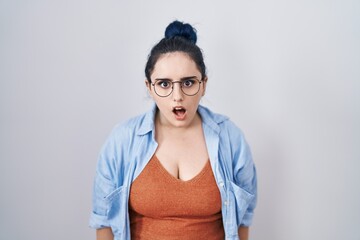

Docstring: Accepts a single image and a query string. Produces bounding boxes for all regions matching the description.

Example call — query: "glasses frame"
[150,78,203,97]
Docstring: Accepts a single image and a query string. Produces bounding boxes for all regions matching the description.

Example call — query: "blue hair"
[165,20,197,44]
[145,20,206,82]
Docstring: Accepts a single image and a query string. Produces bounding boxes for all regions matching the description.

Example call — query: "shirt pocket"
[92,175,116,217]
[104,185,128,237]
[104,185,126,217]
[229,181,255,225]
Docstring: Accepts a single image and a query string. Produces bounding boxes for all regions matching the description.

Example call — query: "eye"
[156,80,172,89]
[182,79,195,88]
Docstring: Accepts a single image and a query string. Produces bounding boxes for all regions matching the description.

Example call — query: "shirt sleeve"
[89,172,116,228]
[236,155,257,226]
[89,129,119,229]
[229,122,258,226]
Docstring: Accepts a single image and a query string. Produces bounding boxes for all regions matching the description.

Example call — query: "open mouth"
[172,106,186,119]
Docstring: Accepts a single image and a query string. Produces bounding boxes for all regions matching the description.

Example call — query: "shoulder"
[199,105,244,136]
[112,113,146,134]
[98,109,154,158]
[199,106,250,159]
[198,105,229,124]
[109,107,155,140]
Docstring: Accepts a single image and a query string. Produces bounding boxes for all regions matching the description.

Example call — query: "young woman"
[90,20,257,240]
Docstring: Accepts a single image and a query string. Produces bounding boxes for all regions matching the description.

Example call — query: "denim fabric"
[89,104,257,240]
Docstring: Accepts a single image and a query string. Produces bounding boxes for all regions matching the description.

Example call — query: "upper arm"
[90,126,123,229]
[227,122,258,226]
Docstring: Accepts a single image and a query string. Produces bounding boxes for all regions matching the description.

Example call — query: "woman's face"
[147,51,207,128]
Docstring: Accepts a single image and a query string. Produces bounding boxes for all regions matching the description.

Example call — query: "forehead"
[151,52,201,79]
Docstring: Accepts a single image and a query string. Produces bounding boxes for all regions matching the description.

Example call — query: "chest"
[154,128,209,181]
[129,156,222,218]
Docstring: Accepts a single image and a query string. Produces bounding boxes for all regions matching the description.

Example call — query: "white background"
[1,0,359,239]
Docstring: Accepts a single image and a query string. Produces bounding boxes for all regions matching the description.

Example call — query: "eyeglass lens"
[153,79,201,97]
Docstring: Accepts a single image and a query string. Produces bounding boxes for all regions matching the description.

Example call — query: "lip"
[172,106,187,121]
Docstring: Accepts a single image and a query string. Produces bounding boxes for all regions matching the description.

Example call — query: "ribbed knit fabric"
[129,155,224,240]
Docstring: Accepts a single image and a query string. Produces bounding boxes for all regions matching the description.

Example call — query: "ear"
[201,77,208,96]
[145,80,151,90]
[145,80,154,98]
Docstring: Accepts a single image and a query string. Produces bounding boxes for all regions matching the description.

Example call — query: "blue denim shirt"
[89,104,257,240]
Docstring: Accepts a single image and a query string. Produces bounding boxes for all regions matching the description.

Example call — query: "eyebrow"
[154,76,199,81]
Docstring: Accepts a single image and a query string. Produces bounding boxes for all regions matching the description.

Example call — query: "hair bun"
[165,20,197,44]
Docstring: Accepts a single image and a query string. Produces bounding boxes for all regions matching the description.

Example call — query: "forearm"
[96,227,114,240]
[238,226,249,240]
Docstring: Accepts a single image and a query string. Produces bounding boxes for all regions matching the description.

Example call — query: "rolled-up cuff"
[240,211,254,227]
[89,212,110,229]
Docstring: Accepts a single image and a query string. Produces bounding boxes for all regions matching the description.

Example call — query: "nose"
[172,82,184,102]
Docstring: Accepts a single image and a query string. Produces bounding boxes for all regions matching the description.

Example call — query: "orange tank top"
[129,155,225,239]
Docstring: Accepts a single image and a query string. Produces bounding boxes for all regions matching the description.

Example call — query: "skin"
[239,226,249,240]
[96,51,249,240]
[146,51,209,181]
[148,51,206,129]
[96,228,113,240]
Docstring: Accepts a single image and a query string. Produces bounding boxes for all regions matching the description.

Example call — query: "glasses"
[151,78,203,97]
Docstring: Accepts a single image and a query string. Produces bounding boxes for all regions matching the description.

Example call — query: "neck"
[155,111,202,134]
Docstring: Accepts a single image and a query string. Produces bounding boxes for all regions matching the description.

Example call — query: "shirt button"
[219,182,224,187]
[224,201,229,206]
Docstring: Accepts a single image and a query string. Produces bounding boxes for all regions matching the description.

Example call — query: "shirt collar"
[198,105,228,135]
[137,103,157,136]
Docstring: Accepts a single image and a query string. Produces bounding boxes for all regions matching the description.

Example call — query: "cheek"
[148,88,158,100]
